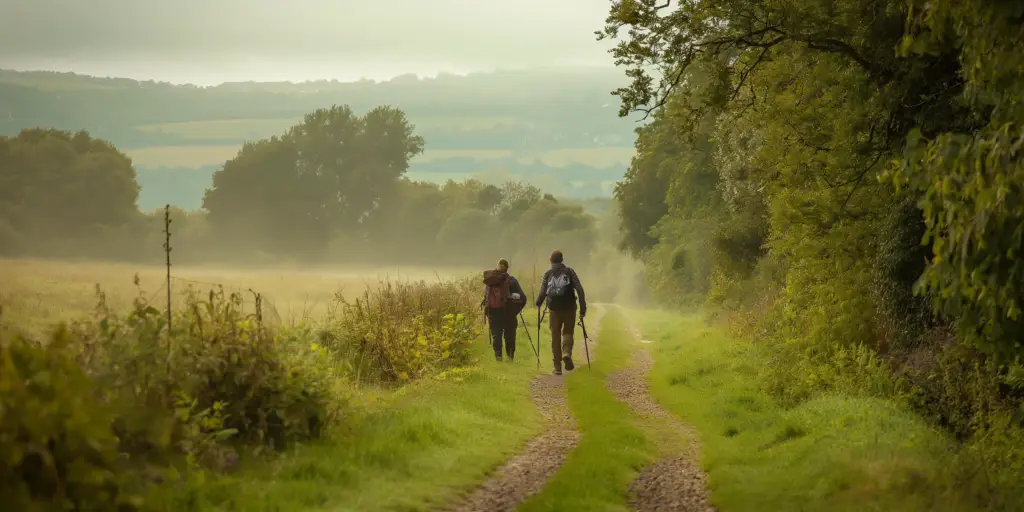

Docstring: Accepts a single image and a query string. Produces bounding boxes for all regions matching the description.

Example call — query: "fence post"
[248,288,263,329]
[163,205,173,333]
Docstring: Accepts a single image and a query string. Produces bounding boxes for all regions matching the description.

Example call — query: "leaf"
[214,428,239,441]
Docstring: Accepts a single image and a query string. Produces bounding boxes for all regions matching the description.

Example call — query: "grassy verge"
[519,308,657,512]
[178,318,547,511]
[635,310,974,512]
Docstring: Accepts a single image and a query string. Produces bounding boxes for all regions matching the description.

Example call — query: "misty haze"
[2,1,1024,511]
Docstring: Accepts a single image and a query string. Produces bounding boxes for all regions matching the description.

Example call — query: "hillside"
[0,67,641,208]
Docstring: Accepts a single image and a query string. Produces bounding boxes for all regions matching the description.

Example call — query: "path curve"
[445,304,604,511]
[609,318,715,512]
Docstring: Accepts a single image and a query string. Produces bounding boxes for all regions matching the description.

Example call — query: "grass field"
[0,258,471,336]
[633,309,975,512]
[126,145,635,169]
[135,118,302,141]
[126,145,241,167]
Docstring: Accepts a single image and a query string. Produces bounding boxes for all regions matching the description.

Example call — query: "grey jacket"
[535,263,586,313]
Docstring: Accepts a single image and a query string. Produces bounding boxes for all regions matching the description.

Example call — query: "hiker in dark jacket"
[482,258,527,361]
[535,250,586,375]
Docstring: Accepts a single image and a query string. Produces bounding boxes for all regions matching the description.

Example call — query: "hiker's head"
[497,258,509,272]
[550,250,564,264]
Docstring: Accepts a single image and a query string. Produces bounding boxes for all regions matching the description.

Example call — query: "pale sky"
[0,0,618,85]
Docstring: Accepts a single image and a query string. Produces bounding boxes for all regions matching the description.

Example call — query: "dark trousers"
[548,307,576,371]
[488,309,518,358]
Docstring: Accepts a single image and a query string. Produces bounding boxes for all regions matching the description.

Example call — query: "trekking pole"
[578,317,592,370]
[519,312,539,366]
[536,306,545,369]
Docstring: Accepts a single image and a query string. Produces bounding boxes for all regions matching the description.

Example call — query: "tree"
[0,129,139,254]
[202,105,424,257]
[598,0,1024,359]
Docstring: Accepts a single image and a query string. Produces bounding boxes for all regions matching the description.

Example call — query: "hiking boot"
[507,354,514,362]
[563,356,575,371]
[552,369,562,376]
[495,355,503,362]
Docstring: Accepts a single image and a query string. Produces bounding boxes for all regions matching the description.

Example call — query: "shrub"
[0,327,143,511]
[73,285,341,456]
[320,278,481,383]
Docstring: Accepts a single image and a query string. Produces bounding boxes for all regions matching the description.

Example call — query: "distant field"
[0,258,471,336]
[529,147,634,167]
[133,116,519,141]
[126,145,241,167]
[126,145,635,169]
[135,118,301,140]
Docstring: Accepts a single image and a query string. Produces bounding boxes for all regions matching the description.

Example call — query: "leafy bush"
[74,284,341,456]
[319,278,481,383]
[0,327,143,511]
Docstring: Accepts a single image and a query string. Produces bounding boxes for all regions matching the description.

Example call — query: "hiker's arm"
[510,278,527,304]
[535,271,549,307]
[571,269,587,315]
[481,285,489,308]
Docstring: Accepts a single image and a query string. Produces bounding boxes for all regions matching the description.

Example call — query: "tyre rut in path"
[608,325,715,512]
[445,305,603,512]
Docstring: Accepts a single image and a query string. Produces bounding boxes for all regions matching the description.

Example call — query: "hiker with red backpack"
[482,258,527,361]
[535,250,587,375]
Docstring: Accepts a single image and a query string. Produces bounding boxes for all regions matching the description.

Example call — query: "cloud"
[0,0,617,82]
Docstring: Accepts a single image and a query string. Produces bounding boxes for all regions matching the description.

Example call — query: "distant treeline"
[0,105,602,268]
[0,68,640,151]
[136,159,623,210]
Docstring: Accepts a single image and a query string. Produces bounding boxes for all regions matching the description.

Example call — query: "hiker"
[535,250,586,375]
[482,258,527,361]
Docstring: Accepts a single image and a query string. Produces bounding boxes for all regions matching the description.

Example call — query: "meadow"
[0,254,570,511]
[0,258,472,336]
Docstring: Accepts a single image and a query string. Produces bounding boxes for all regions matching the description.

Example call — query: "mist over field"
[4,1,1024,511]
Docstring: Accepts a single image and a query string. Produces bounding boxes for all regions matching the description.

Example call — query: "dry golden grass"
[0,258,472,336]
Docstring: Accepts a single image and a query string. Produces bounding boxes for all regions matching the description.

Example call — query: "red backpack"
[483,270,510,310]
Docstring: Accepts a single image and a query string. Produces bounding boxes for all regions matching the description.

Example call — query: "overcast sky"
[0,0,617,85]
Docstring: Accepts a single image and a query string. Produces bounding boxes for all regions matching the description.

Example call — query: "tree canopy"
[202,105,425,255]
[0,129,139,255]
[601,0,1024,358]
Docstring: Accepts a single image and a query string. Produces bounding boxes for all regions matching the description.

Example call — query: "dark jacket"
[483,274,527,316]
[535,263,586,313]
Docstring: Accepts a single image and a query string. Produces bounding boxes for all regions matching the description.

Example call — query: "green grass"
[634,309,975,512]
[174,318,550,511]
[519,308,657,512]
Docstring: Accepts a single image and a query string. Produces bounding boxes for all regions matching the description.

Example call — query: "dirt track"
[609,320,715,512]
[445,305,603,511]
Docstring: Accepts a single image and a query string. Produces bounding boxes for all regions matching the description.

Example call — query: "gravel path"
[445,305,604,512]
[446,375,580,512]
[608,322,715,512]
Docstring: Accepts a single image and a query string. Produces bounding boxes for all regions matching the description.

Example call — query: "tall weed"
[319,278,481,384]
